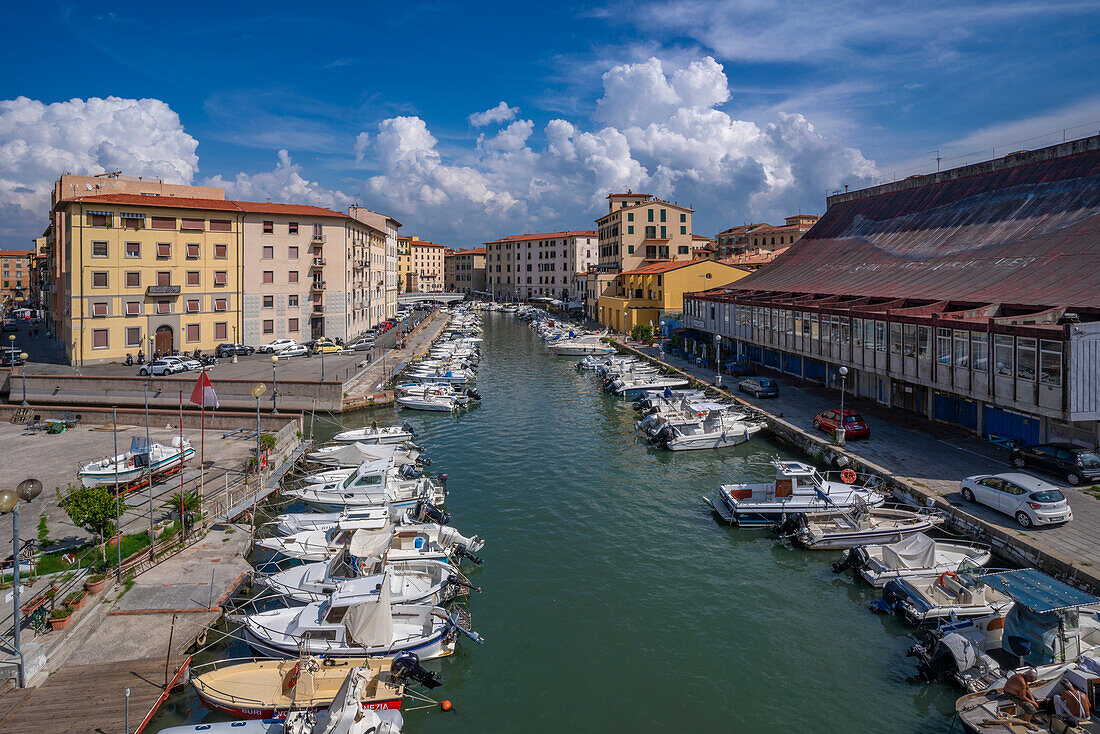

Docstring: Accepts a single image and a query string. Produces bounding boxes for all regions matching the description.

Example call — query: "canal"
[152,311,958,732]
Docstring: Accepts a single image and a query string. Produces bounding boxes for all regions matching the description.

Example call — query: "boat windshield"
[956,558,983,576]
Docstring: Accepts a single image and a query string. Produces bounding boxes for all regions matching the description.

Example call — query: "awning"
[981,568,1098,613]
[85,210,113,217]
[119,212,146,220]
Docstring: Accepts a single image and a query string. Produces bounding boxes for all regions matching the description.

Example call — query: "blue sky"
[2,0,1098,249]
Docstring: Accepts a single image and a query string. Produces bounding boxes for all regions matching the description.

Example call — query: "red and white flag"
[189,371,219,408]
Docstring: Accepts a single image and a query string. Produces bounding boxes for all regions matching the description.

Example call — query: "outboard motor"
[772,512,808,538]
[401,421,417,437]
[399,463,421,480]
[390,651,442,689]
[831,545,869,574]
[414,499,451,526]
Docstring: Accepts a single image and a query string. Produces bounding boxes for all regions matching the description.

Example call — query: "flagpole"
[200,387,206,526]
[179,391,185,537]
[145,384,153,560]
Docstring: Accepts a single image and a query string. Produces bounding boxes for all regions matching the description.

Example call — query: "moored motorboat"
[776,501,945,549]
[880,568,1015,626]
[832,533,992,587]
[333,424,416,445]
[396,392,468,412]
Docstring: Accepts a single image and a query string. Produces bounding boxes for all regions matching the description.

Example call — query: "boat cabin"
[340,459,393,490]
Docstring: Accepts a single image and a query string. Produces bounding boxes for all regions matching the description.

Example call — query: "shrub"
[259,433,277,451]
[630,324,654,343]
[61,485,131,541]
[64,591,86,605]
[50,607,71,620]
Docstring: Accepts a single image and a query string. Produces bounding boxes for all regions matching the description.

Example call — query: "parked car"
[1,319,17,332]
[313,338,340,354]
[0,351,26,367]
[738,377,779,398]
[139,359,183,376]
[347,337,375,351]
[260,338,298,354]
[811,408,870,439]
[959,472,1073,527]
[215,342,254,357]
[277,344,309,358]
[1008,442,1100,486]
[163,355,201,371]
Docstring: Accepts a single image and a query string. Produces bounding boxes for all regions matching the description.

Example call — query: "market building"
[684,136,1100,446]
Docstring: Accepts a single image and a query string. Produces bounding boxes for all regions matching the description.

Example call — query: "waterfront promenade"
[627,340,1100,589]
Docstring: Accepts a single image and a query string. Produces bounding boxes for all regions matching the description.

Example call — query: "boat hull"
[665,424,764,451]
[79,446,195,488]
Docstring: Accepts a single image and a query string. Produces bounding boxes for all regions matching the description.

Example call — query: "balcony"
[146,285,180,296]
[310,281,326,292]
[311,257,326,268]
[311,232,326,244]
[312,303,325,314]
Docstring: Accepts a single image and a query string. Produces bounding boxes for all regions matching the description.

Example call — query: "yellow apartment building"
[597,259,747,334]
[596,192,695,272]
[396,235,412,292]
[51,193,244,363]
[1,249,32,306]
[410,240,446,292]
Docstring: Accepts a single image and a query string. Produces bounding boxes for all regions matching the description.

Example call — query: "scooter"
[136,350,145,365]
[125,353,133,366]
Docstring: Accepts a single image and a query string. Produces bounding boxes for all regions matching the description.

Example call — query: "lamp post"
[320,343,326,382]
[0,477,44,688]
[7,334,14,365]
[715,334,723,387]
[251,383,266,477]
[112,406,122,580]
[19,352,28,406]
[837,366,849,446]
[270,355,279,414]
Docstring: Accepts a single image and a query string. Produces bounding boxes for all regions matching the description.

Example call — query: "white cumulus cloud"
[204,149,352,210]
[468,101,520,127]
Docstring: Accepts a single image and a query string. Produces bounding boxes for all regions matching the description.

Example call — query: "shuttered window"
[262,319,274,333]
[214,322,227,340]
[214,298,227,311]
[288,271,298,283]
[126,301,140,315]
[186,271,200,286]
[214,244,228,258]
[157,243,171,257]
[180,218,204,231]
[186,299,199,313]
[186,323,200,342]
[125,242,141,257]
[125,271,140,287]
[288,318,298,331]
[186,243,200,258]
[157,271,172,286]
[92,329,108,348]
[209,219,231,232]
[214,271,227,286]
[151,217,175,230]
[92,271,108,287]
[126,327,141,347]
[92,302,108,316]
[157,301,171,314]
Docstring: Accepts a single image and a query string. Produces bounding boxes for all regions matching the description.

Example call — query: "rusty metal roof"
[723,145,1100,309]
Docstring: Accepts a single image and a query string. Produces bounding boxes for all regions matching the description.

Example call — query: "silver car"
[959,472,1073,527]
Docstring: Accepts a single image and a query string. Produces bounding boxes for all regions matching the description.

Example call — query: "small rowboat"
[190,656,403,719]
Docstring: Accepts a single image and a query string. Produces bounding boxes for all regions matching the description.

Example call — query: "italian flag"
[189,371,220,409]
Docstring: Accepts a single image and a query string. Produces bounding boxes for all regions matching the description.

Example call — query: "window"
[157,300,171,314]
[263,271,274,284]
[627,213,634,222]
[810,313,820,341]
[91,241,108,257]
[92,271,108,288]
[88,213,108,227]
[214,298,227,311]
[186,271,200,287]
[126,301,140,315]
[953,330,969,367]
[647,208,654,222]
[156,242,171,258]
[183,323,199,342]
[214,271,228,286]
[852,318,863,347]
[660,226,666,239]
[627,225,634,235]
[288,271,298,283]
[680,213,686,222]
[157,271,172,287]
[288,246,298,259]
[92,329,108,349]
[971,332,988,371]
[680,226,687,235]
[889,322,902,354]
[214,243,228,259]
[288,294,298,307]
[994,335,1013,377]
[151,216,175,230]
[936,328,952,364]
[289,222,298,234]
[210,219,231,232]
[263,295,274,308]
[902,323,916,357]
[126,327,141,347]
[125,271,140,287]
[215,322,227,340]
[125,241,141,258]
[288,318,299,331]
[660,209,666,222]
[864,318,874,348]
[186,243,200,259]
[262,319,274,334]
[92,302,107,316]
[917,326,931,360]
[263,221,274,234]
[627,245,634,254]
[875,320,886,352]
[181,218,204,231]
[186,299,200,313]
[262,246,274,259]
[1016,337,1036,380]
[840,317,851,345]
[1039,340,1062,386]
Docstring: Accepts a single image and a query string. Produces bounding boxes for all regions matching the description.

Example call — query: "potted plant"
[49,606,73,631]
[64,590,88,610]
[84,573,107,594]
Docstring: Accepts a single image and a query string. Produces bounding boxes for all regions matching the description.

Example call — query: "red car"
[812,408,870,439]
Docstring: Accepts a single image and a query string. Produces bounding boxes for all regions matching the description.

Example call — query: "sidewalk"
[343,308,451,402]
[629,341,1100,579]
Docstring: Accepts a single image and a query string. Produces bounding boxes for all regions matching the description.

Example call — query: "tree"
[631,323,654,344]
[61,484,127,541]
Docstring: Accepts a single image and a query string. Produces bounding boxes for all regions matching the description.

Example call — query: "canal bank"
[612,338,1100,594]
[150,311,959,733]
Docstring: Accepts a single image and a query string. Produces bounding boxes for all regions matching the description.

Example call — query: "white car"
[139,359,183,376]
[959,472,1073,528]
[162,355,201,371]
[277,344,308,358]
[260,338,298,354]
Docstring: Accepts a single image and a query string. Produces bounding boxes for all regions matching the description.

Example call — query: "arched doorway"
[154,325,174,354]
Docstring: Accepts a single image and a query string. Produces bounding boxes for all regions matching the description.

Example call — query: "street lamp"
[251,383,266,475]
[18,352,28,406]
[837,366,849,446]
[7,334,14,365]
[270,355,279,414]
[320,343,326,382]
[714,334,723,387]
[0,477,44,688]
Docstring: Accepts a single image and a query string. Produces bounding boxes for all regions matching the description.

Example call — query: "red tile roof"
[411,240,446,248]
[622,259,743,275]
[454,247,486,255]
[0,250,32,257]
[232,201,346,217]
[483,231,596,244]
[60,193,242,212]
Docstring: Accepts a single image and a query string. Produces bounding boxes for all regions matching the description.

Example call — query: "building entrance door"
[154,325,174,354]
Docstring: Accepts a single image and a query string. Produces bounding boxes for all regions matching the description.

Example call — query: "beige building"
[484,238,518,300]
[348,206,401,321]
[482,231,596,302]
[714,214,818,258]
[409,239,446,292]
[1,249,31,305]
[447,247,486,295]
[596,192,695,272]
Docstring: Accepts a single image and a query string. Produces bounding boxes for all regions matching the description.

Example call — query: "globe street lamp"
[714,334,723,387]
[1,477,44,688]
[270,355,279,415]
[19,352,28,406]
[7,333,14,365]
[251,383,266,476]
[837,366,849,446]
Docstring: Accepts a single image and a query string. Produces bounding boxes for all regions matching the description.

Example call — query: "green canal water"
[151,312,958,733]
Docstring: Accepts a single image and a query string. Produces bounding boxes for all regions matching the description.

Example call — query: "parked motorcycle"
[125,353,133,366]
[136,350,145,364]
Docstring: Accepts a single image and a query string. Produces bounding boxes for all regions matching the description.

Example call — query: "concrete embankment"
[611,339,1100,594]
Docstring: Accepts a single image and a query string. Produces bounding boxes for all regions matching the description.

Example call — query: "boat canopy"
[982,568,1099,613]
[343,576,394,647]
[320,443,403,465]
[881,534,937,570]
[348,526,394,567]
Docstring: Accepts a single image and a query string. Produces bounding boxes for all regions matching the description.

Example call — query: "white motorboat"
[283,474,444,513]
[256,519,484,564]
[78,436,194,488]
[880,569,1015,626]
[333,423,416,445]
[272,507,394,537]
[396,393,468,412]
[236,579,480,660]
[777,501,946,549]
[549,334,614,356]
[306,443,424,468]
[832,533,992,587]
[163,664,405,733]
[402,368,474,385]
[258,553,462,605]
[708,460,886,527]
[609,374,691,397]
[650,410,766,451]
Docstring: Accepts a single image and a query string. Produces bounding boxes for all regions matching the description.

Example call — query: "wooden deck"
[0,656,186,733]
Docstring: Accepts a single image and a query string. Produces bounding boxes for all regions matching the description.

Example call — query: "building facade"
[1,249,32,306]
[482,231,596,301]
[409,239,446,292]
[596,193,695,272]
[685,137,1100,446]
[396,235,412,292]
[598,259,746,333]
[714,215,818,258]
[451,247,486,295]
[348,206,401,321]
